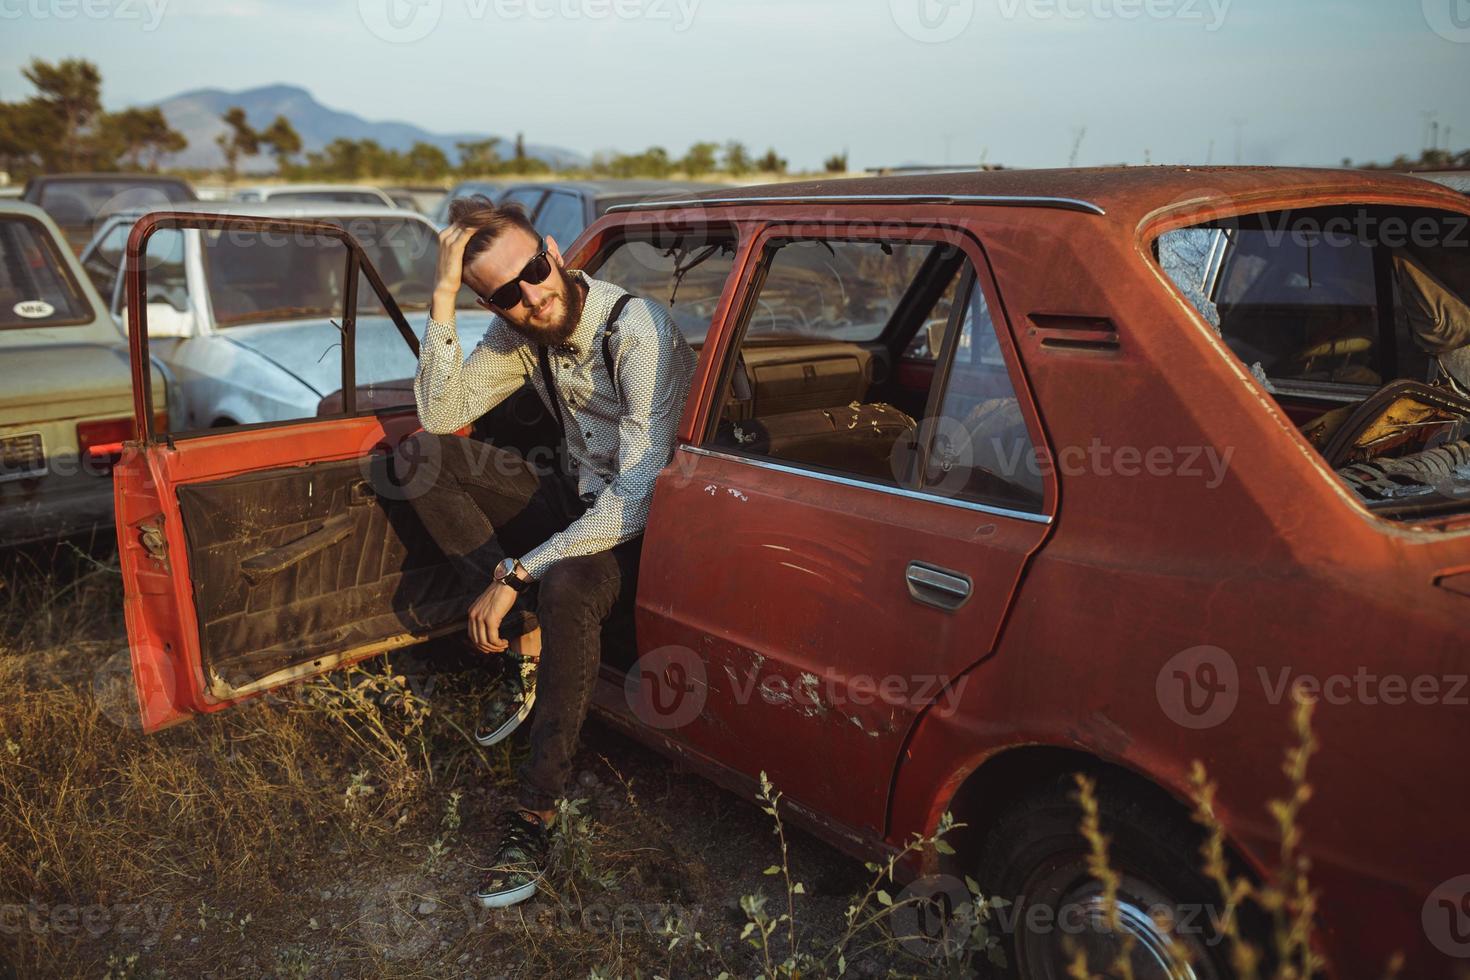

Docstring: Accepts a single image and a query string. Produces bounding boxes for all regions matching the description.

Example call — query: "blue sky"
[1,0,1466,171]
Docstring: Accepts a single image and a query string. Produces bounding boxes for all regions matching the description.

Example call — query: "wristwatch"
[494,557,532,593]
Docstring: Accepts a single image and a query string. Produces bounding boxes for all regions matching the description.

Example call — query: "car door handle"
[240,514,353,586]
[905,561,973,611]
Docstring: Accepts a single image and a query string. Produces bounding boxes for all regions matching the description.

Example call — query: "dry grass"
[0,544,955,979]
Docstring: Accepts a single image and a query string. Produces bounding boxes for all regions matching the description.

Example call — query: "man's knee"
[538,555,621,624]
[394,431,509,485]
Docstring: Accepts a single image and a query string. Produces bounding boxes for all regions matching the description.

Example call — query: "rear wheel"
[975,773,1256,979]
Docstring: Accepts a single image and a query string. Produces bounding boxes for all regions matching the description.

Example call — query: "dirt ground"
[0,540,966,980]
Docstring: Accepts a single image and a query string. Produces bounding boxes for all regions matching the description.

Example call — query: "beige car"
[0,201,168,546]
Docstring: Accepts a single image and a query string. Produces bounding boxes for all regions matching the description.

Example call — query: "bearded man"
[403,197,695,907]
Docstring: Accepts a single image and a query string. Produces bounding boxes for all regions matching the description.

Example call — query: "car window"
[707,235,967,486]
[141,230,190,314]
[201,216,475,327]
[902,271,967,361]
[749,238,937,343]
[0,216,93,329]
[922,278,1044,513]
[535,191,584,248]
[37,180,192,227]
[1156,210,1445,392]
[589,232,739,344]
[82,222,128,298]
[501,188,545,217]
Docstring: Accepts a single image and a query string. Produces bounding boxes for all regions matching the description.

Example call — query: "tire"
[974,772,1262,980]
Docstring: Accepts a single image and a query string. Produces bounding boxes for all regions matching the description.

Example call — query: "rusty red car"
[113,168,1470,977]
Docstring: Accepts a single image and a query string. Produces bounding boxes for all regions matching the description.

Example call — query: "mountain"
[148,84,583,172]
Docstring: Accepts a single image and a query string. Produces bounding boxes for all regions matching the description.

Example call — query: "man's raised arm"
[414,223,529,434]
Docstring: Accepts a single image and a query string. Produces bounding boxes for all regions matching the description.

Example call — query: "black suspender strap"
[602,293,634,405]
[536,343,564,434]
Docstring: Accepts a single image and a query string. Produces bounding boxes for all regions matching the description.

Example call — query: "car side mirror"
[140,301,194,338]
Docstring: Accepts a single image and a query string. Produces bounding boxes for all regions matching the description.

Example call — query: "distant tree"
[721,140,751,176]
[21,57,103,171]
[513,131,527,171]
[681,141,719,177]
[0,100,48,175]
[455,137,501,175]
[260,115,302,174]
[100,107,187,170]
[608,146,672,178]
[824,150,849,174]
[406,141,451,180]
[216,107,260,183]
[756,147,787,174]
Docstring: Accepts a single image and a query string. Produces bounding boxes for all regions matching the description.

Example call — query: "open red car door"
[114,213,467,732]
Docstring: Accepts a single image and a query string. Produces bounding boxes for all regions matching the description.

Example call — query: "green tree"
[406,142,451,180]
[100,107,187,170]
[681,141,719,177]
[823,150,849,174]
[260,115,302,174]
[513,131,528,172]
[216,106,260,183]
[608,146,672,178]
[455,137,501,175]
[756,147,787,174]
[21,57,103,170]
[721,140,751,176]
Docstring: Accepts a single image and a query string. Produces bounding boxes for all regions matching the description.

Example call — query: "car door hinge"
[138,521,169,566]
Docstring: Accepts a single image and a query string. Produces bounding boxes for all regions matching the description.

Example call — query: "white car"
[231,184,397,208]
[78,201,481,431]
[0,202,169,544]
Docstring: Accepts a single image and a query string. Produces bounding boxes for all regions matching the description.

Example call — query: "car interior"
[1157,205,1470,519]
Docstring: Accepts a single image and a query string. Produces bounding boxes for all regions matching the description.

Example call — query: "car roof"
[101,200,417,221]
[0,200,56,219]
[236,183,391,195]
[25,172,191,185]
[615,166,1470,224]
[1416,171,1470,194]
[502,179,727,201]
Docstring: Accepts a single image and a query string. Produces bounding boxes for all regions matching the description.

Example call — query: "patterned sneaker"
[473,651,537,747]
[473,810,550,908]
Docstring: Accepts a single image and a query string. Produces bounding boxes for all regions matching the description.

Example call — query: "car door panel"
[630,222,1055,836]
[117,213,454,732]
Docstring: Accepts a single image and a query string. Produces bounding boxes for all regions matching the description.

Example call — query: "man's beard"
[505,259,584,347]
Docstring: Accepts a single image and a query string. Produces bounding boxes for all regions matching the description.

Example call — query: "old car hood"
[0,342,137,420]
[220,315,487,397]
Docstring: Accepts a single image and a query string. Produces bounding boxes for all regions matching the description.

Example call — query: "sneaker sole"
[474,878,539,908]
[473,689,536,747]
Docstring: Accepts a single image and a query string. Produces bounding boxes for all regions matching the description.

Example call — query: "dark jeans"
[395,432,640,812]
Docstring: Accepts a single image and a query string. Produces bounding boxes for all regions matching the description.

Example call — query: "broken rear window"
[1155,205,1470,520]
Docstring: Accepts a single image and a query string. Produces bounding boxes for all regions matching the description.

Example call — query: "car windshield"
[202,215,476,327]
[0,216,92,329]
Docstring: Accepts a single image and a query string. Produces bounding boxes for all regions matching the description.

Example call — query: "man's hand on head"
[431,223,476,324]
[467,581,517,654]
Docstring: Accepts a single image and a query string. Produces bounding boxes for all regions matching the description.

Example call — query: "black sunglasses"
[481,237,552,310]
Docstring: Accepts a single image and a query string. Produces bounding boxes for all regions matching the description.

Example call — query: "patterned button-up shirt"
[414,269,697,579]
